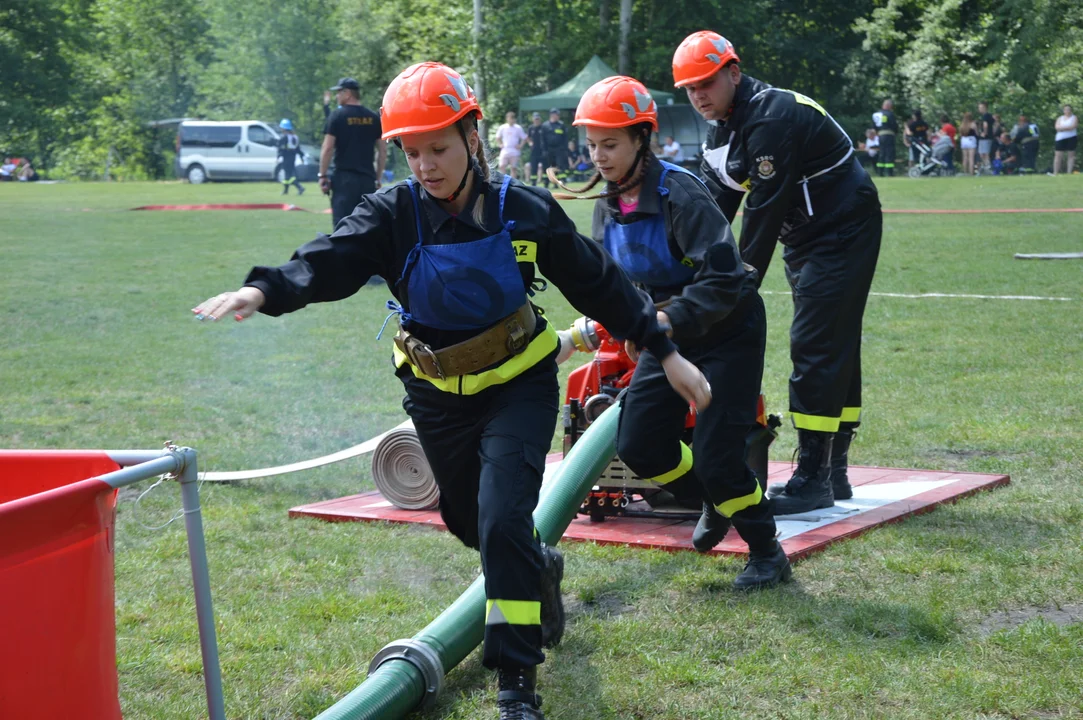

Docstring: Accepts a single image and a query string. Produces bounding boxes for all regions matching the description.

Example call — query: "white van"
[177,120,317,184]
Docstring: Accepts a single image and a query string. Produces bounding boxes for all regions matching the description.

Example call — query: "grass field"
[2,175,1082,720]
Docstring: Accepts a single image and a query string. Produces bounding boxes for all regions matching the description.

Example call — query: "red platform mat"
[289,461,1008,560]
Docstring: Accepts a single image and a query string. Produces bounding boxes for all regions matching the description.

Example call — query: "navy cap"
[330,77,360,91]
[532,112,542,119]
[549,107,560,114]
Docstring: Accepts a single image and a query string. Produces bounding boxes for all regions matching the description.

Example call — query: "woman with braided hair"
[193,62,710,719]
[551,76,791,590]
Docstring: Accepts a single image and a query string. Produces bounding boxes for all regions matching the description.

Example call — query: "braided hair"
[548,123,654,201]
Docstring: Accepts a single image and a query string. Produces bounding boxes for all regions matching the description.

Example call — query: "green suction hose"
[313,402,621,719]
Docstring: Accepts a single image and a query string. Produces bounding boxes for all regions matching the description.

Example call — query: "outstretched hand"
[192,286,266,322]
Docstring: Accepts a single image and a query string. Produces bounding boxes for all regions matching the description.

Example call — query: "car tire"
[187,164,207,184]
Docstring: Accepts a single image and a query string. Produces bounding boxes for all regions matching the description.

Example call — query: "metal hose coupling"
[569,316,601,353]
[368,639,444,711]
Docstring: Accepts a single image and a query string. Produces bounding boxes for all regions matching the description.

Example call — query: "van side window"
[247,125,276,147]
[181,126,242,148]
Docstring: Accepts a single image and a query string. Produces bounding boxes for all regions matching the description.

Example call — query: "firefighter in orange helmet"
[551,76,791,589]
[673,31,883,517]
[193,61,710,719]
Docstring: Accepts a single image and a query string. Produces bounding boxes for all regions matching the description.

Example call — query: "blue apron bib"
[602,160,705,288]
[392,176,526,332]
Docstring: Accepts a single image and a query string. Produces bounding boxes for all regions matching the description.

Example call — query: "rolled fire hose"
[371,428,440,510]
[312,401,623,720]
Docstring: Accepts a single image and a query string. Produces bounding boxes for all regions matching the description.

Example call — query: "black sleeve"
[535,193,676,359]
[323,102,331,120]
[243,195,393,316]
[736,117,797,280]
[661,176,752,342]
[323,109,338,137]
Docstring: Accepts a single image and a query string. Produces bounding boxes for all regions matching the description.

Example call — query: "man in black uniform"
[540,108,567,188]
[1010,115,1040,173]
[276,118,305,195]
[319,77,387,227]
[905,110,930,168]
[526,111,547,185]
[872,99,898,176]
[673,30,883,516]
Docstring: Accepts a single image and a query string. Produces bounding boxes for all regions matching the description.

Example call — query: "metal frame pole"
[93,447,227,720]
[176,447,227,720]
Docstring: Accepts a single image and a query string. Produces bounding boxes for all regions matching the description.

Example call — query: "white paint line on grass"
[761,290,1076,302]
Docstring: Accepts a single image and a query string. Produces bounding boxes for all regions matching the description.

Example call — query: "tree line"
[2,0,1078,179]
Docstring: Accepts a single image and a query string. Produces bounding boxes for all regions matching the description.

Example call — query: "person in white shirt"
[495,111,529,179]
[661,135,684,163]
[1054,104,1077,175]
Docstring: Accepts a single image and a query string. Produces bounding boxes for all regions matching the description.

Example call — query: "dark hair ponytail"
[549,123,653,200]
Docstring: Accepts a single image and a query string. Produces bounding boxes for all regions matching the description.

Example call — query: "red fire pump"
[561,318,781,522]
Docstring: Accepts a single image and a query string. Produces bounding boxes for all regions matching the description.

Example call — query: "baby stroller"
[908,140,953,178]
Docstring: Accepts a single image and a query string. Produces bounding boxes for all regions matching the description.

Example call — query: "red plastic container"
[0,451,124,720]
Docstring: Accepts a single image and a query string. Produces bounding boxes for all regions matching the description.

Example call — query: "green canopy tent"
[518,55,674,113]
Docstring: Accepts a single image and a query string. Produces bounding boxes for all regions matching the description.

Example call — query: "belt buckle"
[408,339,446,380]
[504,318,528,355]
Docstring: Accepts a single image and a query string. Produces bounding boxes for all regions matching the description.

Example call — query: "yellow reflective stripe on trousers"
[791,412,841,433]
[392,323,558,395]
[644,442,693,485]
[840,406,862,423]
[486,599,542,626]
[716,481,763,518]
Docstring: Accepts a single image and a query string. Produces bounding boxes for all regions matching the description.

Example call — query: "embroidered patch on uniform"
[757,157,776,179]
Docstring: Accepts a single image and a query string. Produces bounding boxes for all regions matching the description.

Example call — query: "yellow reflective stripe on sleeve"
[840,407,862,423]
[790,412,841,433]
[486,599,542,626]
[512,240,537,263]
[716,481,763,518]
[393,323,559,395]
[643,442,694,486]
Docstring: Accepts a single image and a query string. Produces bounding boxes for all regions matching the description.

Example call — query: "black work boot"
[539,544,565,649]
[498,666,545,719]
[692,502,731,552]
[768,430,835,516]
[830,427,855,500]
[733,539,792,591]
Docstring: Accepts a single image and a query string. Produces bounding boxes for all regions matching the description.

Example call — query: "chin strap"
[441,122,474,204]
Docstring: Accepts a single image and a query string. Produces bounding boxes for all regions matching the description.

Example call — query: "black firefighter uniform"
[699,75,882,435]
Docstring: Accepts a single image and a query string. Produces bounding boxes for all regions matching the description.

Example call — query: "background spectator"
[319,77,385,227]
[939,114,957,144]
[540,108,567,188]
[872,98,898,176]
[996,132,1021,174]
[1053,104,1077,175]
[991,113,1006,159]
[661,135,684,163]
[525,112,546,186]
[930,128,954,172]
[17,160,39,181]
[1010,114,1040,173]
[859,128,880,170]
[905,109,929,168]
[0,158,16,181]
[977,102,995,170]
[495,110,528,180]
[959,111,977,175]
